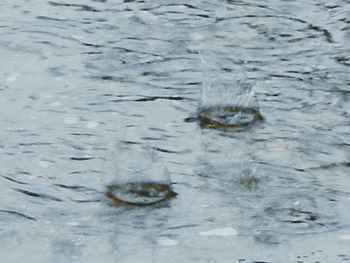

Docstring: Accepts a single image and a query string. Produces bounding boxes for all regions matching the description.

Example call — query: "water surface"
[1,0,350,262]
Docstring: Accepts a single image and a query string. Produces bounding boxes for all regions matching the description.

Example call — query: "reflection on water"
[1,0,350,262]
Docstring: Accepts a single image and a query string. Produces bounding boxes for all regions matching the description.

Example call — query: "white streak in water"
[6,77,17,83]
[338,234,350,240]
[157,237,178,246]
[199,227,238,237]
[64,115,79,124]
[86,121,99,128]
[38,161,50,168]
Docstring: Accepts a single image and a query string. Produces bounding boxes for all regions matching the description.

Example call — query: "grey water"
[0,0,350,262]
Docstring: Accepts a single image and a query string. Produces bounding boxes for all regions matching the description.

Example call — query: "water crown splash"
[106,130,176,207]
[195,52,263,132]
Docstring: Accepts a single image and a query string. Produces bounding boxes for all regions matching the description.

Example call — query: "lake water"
[1,0,349,262]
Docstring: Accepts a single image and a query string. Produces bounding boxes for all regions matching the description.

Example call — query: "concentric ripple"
[198,105,264,131]
[106,182,177,208]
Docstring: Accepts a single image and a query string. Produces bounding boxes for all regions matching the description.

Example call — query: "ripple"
[187,106,264,132]
[0,209,36,221]
[133,96,188,102]
[335,56,350,67]
[13,188,63,202]
[70,156,94,161]
[251,193,344,237]
[308,162,350,170]
[106,182,177,208]
[54,183,99,194]
[48,1,100,12]
[1,174,27,185]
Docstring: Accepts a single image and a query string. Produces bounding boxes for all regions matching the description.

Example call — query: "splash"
[105,130,176,207]
[106,182,177,207]
[190,53,264,132]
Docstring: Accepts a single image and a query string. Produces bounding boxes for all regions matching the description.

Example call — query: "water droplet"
[294,200,300,206]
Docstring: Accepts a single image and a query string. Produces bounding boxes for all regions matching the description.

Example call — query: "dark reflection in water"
[0,0,350,262]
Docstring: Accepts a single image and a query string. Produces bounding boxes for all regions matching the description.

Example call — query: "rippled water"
[1,0,350,262]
